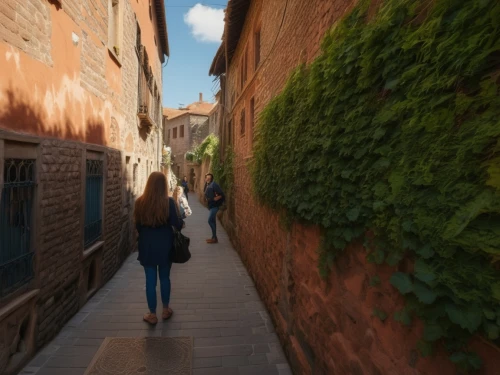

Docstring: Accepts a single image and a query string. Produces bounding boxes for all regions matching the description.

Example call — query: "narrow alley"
[20,197,291,375]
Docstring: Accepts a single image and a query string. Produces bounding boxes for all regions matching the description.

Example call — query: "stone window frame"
[173,127,178,139]
[108,0,124,65]
[0,134,41,306]
[180,125,185,138]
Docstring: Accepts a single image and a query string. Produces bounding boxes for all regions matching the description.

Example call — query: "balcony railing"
[138,48,161,129]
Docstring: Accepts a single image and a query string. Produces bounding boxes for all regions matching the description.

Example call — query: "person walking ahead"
[204,173,224,244]
[134,172,183,325]
[181,176,189,201]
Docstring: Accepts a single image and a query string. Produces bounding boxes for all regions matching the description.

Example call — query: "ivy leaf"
[445,304,482,333]
[386,251,403,266]
[484,309,496,320]
[424,323,444,342]
[485,323,499,340]
[413,280,438,305]
[492,282,500,301]
[390,272,413,294]
[414,259,437,286]
[372,249,385,265]
[416,244,435,259]
[394,309,412,326]
[417,340,434,357]
[449,352,482,370]
[346,207,361,221]
[384,78,399,90]
[373,128,386,140]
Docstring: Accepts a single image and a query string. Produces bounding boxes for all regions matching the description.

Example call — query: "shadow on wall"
[0,86,139,375]
[0,85,105,145]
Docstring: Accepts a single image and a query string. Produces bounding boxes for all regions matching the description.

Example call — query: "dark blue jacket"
[181,180,189,193]
[204,181,225,209]
[136,198,183,267]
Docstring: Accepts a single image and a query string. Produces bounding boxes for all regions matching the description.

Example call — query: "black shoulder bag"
[171,229,191,263]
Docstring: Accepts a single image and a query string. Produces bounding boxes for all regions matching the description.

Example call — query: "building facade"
[208,91,221,136]
[210,1,499,375]
[0,1,168,373]
[163,94,214,183]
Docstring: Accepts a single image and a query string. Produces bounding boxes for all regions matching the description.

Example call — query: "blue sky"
[162,1,228,108]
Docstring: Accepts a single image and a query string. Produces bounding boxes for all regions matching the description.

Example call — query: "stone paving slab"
[21,197,292,375]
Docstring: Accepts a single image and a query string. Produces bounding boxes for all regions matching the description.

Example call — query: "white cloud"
[184,4,224,43]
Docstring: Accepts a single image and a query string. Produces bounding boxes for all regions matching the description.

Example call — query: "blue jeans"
[144,264,171,313]
[208,207,219,239]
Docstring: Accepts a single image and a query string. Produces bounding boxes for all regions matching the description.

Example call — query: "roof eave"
[154,0,170,61]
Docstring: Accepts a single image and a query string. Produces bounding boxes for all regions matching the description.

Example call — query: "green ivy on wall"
[186,134,234,192]
[251,0,500,371]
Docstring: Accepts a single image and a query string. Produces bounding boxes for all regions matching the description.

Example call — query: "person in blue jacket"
[181,176,189,201]
[203,173,224,244]
[134,172,183,325]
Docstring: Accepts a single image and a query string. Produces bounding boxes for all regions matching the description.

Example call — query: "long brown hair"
[134,172,170,227]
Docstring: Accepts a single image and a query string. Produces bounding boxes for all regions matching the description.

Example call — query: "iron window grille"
[0,159,36,299]
[84,159,103,248]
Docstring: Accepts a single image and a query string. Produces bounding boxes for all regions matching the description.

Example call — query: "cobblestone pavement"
[21,197,292,375]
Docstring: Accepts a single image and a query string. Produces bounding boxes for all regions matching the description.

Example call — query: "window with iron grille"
[84,159,103,248]
[0,159,36,299]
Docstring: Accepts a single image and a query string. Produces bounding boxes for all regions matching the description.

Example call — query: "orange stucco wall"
[0,0,165,151]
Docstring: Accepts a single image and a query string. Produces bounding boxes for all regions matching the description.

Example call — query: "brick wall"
[37,140,83,344]
[219,0,500,374]
[0,0,53,66]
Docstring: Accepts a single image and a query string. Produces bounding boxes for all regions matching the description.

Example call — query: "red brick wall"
[221,0,500,374]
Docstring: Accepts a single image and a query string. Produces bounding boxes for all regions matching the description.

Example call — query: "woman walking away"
[173,186,192,219]
[181,176,189,201]
[134,172,183,325]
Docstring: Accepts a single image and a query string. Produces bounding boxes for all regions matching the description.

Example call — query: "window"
[254,29,261,69]
[173,127,178,139]
[84,159,103,248]
[108,0,122,59]
[0,159,36,298]
[240,108,246,136]
[240,49,248,88]
[133,163,138,195]
[250,97,255,136]
[227,119,232,147]
[180,125,185,138]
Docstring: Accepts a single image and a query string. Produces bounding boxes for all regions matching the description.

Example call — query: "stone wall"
[0,0,167,373]
[218,0,500,374]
